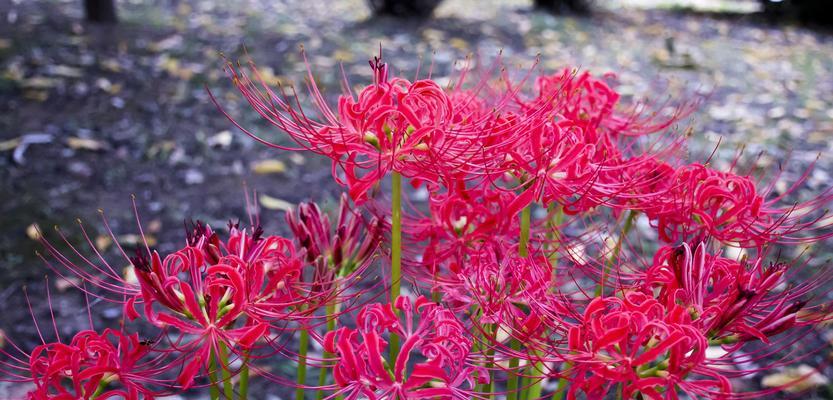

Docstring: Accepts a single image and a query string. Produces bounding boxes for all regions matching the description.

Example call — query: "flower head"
[324,295,484,399]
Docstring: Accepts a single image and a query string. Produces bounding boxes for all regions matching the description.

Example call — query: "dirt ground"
[1,0,833,398]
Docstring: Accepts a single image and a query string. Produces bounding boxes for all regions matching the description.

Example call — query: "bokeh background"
[1,0,833,397]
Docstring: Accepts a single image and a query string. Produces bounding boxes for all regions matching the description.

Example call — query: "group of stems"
[208,342,247,400]
[290,173,636,399]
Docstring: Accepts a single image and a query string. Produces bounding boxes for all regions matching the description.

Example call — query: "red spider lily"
[481,68,689,215]
[530,69,687,142]
[435,245,551,325]
[565,293,730,399]
[24,329,170,400]
[126,221,312,387]
[218,54,517,202]
[629,162,833,247]
[323,295,485,399]
[286,193,383,287]
[403,177,528,276]
[644,243,818,344]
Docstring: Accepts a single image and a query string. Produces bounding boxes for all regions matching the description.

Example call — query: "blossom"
[323,296,484,399]
[566,293,729,399]
[24,329,170,400]
[628,162,833,247]
[286,193,383,290]
[403,177,527,275]
[645,243,813,344]
[219,54,521,202]
[126,221,305,388]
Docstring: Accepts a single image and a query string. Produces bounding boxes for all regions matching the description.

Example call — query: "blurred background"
[1,0,832,397]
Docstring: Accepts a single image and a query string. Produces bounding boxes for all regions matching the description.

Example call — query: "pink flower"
[219,54,519,202]
[645,243,812,344]
[323,296,485,399]
[628,162,833,247]
[566,293,729,399]
[25,329,169,399]
[286,193,383,289]
[127,222,304,388]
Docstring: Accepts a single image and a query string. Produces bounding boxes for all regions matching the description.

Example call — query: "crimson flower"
[566,293,729,399]
[645,243,816,344]
[628,162,833,247]
[220,54,522,202]
[25,329,170,400]
[126,221,305,388]
[323,295,484,399]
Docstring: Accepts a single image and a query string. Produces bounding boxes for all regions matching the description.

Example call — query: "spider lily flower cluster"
[3,51,833,400]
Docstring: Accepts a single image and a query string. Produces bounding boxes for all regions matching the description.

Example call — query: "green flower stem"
[506,336,522,400]
[484,323,496,399]
[316,292,340,400]
[209,347,220,400]
[218,342,234,400]
[390,171,403,361]
[90,379,108,399]
[506,206,532,400]
[239,362,249,400]
[296,328,310,400]
[519,206,531,257]
[548,203,563,276]
[551,362,572,400]
[595,210,637,297]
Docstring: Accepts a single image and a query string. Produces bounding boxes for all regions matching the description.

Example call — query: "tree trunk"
[534,0,590,14]
[84,0,117,23]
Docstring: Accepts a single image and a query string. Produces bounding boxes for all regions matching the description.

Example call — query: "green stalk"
[90,379,108,399]
[296,328,310,400]
[506,206,532,400]
[390,171,403,361]
[218,342,234,400]
[595,211,637,297]
[316,291,339,400]
[209,347,220,400]
[550,362,572,400]
[519,206,531,257]
[484,323,496,399]
[506,336,521,400]
[240,363,249,400]
[548,203,563,277]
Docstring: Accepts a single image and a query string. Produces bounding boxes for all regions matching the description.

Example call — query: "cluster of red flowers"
[3,51,832,400]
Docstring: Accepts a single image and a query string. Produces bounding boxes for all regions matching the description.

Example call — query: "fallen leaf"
[159,55,194,80]
[207,130,233,148]
[449,37,468,51]
[99,58,122,73]
[258,194,293,212]
[251,159,287,174]
[47,65,83,78]
[118,234,157,247]
[148,35,183,52]
[95,235,113,252]
[23,90,49,102]
[67,137,108,151]
[762,365,829,393]
[0,137,21,151]
[123,265,137,285]
[55,276,81,292]
[12,133,53,165]
[21,77,59,89]
[26,223,41,240]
